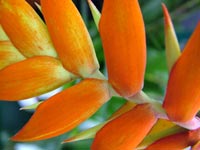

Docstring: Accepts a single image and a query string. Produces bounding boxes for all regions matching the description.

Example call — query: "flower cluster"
[0,0,199,149]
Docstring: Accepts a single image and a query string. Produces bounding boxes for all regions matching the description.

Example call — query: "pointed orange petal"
[162,4,181,71]
[41,0,99,77]
[163,22,200,122]
[0,41,25,70]
[11,79,110,141]
[146,128,200,150]
[0,0,57,57]
[99,0,146,97]
[0,56,73,101]
[91,104,157,150]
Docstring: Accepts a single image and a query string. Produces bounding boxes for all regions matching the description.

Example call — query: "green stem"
[127,91,167,119]
[89,70,107,80]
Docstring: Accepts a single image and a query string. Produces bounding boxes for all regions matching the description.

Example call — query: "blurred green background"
[0,0,200,149]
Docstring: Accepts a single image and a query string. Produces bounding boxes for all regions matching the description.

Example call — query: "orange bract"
[163,22,200,122]
[91,104,157,150]
[0,0,56,57]
[41,0,99,77]
[0,56,73,100]
[99,0,146,97]
[11,79,110,141]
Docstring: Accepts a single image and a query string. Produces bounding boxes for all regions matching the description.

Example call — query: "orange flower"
[1,0,199,149]
[0,0,149,146]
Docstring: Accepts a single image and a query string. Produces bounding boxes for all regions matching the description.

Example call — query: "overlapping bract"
[0,0,57,57]
[41,0,99,77]
[0,0,106,142]
[0,0,199,149]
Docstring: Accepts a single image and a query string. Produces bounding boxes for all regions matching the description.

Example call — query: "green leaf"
[87,0,101,29]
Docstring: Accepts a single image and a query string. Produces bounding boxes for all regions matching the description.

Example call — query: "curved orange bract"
[11,79,110,141]
[99,0,146,97]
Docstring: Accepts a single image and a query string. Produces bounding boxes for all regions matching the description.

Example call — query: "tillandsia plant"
[0,0,200,149]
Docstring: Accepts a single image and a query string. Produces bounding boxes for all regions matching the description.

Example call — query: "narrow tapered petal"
[0,56,73,101]
[0,41,25,70]
[0,0,57,57]
[162,4,181,71]
[87,0,101,29]
[41,0,99,77]
[91,104,157,150]
[99,0,146,97]
[11,79,110,141]
[163,22,200,122]
[0,24,9,40]
[146,128,200,150]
